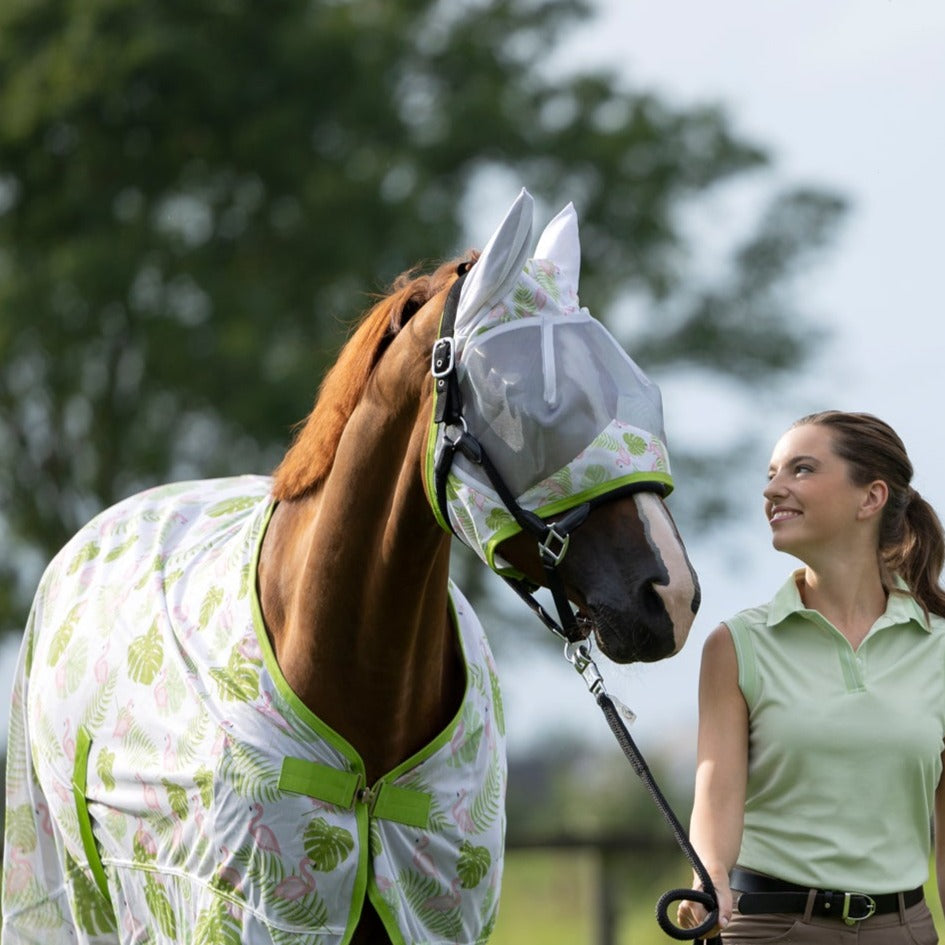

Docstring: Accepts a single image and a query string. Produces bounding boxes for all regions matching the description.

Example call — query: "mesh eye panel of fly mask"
[425,189,673,576]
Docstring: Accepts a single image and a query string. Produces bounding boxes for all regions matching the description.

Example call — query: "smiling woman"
[678,410,945,945]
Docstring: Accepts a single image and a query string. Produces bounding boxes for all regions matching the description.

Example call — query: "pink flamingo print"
[248,803,282,855]
[237,633,262,663]
[94,642,110,684]
[37,801,54,837]
[422,877,462,913]
[136,774,162,813]
[163,734,178,771]
[113,700,135,738]
[54,660,68,695]
[216,845,244,894]
[255,691,292,733]
[450,790,474,833]
[134,820,157,859]
[274,857,317,901]
[62,719,75,762]
[4,845,34,894]
[153,668,169,712]
[411,836,441,881]
[448,719,466,759]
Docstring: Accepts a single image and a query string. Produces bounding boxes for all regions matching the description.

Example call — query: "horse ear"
[533,202,580,291]
[456,188,534,334]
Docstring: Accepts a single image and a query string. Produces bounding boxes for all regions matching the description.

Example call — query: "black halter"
[429,264,722,944]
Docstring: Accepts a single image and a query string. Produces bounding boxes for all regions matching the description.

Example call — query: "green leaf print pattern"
[96,745,116,791]
[400,870,464,941]
[532,262,562,303]
[303,817,355,872]
[199,585,224,629]
[66,541,100,575]
[47,603,84,667]
[623,432,647,455]
[5,804,38,853]
[193,900,243,945]
[210,645,261,702]
[162,778,189,819]
[457,841,491,889]
[144,873,178,937]
[581,464,608,488]
[128,618,164,685]
[65,851,117,936]
[469,755,503,832]
[103,534,138,562]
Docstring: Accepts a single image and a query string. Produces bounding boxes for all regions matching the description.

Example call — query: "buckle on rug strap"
[841,891,876,925]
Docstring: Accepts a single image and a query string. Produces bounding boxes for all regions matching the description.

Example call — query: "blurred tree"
[0,0,846,634]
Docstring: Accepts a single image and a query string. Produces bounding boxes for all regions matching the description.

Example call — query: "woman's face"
[763,423,874,560]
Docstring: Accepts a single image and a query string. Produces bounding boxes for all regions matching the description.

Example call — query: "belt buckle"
[841,891,876,925]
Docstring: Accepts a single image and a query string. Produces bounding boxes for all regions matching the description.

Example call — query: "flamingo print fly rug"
[3,476,506,945]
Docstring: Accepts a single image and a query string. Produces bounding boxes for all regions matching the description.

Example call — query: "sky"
[2,1,944,779]
[487,0,945,774]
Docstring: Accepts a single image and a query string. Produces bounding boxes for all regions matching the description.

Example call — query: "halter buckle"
[539,526,570,566]
[431,337,455,378]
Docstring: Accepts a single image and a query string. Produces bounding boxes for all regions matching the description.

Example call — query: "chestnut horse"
[2,193,699,945]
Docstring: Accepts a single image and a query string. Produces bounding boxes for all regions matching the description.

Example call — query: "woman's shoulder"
[721,601,773,635]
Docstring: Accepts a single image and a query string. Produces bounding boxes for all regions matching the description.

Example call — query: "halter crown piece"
[426,188,673,576]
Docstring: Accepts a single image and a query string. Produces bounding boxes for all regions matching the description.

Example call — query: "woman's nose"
[763,474,785,501]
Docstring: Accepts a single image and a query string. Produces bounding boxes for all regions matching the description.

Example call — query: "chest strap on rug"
[279,758,431,829]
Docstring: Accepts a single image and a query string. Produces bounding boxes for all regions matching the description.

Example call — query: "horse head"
[424,189,700,662]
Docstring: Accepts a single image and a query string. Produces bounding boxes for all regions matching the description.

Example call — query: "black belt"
[732,868,924,926]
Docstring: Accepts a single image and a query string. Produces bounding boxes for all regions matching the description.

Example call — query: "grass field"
[491,850,945,944]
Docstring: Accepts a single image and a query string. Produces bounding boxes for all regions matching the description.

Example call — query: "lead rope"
[507,580,722,944]
[577,650,721,944]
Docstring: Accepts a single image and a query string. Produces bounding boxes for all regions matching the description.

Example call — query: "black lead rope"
[595,687,721,944]
[507,597,723,945]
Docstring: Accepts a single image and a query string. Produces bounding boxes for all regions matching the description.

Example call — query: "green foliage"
[302,816,355,872]
[127,618,164,685]
[0,0,846,635]
[457,840,491,889]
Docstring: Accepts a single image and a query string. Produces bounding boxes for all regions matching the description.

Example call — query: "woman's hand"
[676,879,733,937]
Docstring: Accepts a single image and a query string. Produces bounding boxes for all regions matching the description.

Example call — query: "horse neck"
[259,318,462,782]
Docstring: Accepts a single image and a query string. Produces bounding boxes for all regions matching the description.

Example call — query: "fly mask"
[425,189,676,642]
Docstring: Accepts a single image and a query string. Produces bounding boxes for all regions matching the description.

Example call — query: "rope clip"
[564,640,604,696]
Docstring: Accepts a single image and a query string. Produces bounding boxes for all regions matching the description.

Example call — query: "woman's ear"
[858,479,889,520]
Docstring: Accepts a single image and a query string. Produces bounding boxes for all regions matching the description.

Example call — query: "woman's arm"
[934,749,945,914]
[677,623,749,935]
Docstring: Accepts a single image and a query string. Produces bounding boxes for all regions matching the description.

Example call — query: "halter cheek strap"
[430,266,591,645]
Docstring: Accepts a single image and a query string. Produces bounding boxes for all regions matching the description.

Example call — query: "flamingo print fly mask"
[426,189,673,575]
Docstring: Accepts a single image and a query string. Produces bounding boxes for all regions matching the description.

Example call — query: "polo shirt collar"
[767,569,930,632]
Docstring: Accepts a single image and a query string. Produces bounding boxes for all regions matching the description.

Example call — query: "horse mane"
[272,255,475,502]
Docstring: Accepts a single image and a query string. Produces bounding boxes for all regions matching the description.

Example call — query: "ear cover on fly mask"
[427,188,673,575]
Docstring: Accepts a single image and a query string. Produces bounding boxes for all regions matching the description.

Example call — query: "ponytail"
[884,491,945,619]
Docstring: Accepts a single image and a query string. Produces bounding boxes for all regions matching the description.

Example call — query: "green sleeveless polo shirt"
[727,570,945,894]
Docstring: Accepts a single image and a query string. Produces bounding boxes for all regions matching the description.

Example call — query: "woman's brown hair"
[793,410,945,618]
